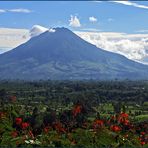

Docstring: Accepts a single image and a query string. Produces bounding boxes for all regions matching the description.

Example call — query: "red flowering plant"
[120,115,136,142]
[43,126,52,134]
[21,122,30,130]
[138,136,148,146]
[141,132,145,136]
[118,113,130,127]
[93,119,104,130]
[110,125,121,132]
[108,112,132,134]
[140,141,146,146]
[72,105,82,117]
[54,122,66,134]
[28,130,34,139]
[138,130,148,146]
[11,130,18,138]
[120,112,129,118]
[44,127,49,134]
[15,117,22,125]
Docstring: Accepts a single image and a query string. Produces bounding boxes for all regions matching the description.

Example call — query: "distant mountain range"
[0,27,148,80]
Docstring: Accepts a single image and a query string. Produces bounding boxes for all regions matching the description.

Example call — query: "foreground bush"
[0,102,148,147]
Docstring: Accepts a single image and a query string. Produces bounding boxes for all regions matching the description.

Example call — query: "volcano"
[0,27,148,80]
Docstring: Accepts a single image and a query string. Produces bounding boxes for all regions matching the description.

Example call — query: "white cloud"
[89,16,97,22]
[30,25,56,38]
[69,15,81,27]
[48,28,56,33]
[81,28,101,32]
[0,28,29,53]
[108,18,114,22]
[0,25,55,52]
[75,31,148,64]
[136,30,148,33]
[113,1,148,9]
[0,8,32,14]
[0,9,6,13]
[8,8,32,13]
[30,25,49,38]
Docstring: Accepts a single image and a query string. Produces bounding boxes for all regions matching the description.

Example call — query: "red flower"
[93,119,104,129]
[72,105,82,117]
[118,113,130,125]
[120,112,128,118]
[141,132,145,136]
[140,141,145,145]
[110,125,121,132]
[15,117,22,125]
[138,137,142,141]
[54,122,66,133]
[123,119,130,125]
[11,131,18,138]
[21,122,30,130]
[28,130,34,138]
[44,127,50,134]
[118,117,124,123]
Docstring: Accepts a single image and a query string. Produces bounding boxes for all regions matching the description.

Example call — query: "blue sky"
[0,1,148,33]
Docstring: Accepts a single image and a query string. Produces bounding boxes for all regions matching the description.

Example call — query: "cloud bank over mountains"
[76,31,148,64]
[0,25,148,64]
[0,28,29,53]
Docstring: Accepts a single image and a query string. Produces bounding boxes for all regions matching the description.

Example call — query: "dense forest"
[0,80,148,104]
